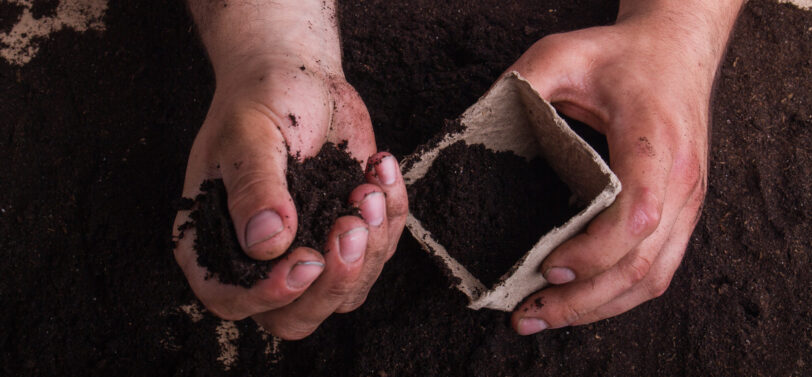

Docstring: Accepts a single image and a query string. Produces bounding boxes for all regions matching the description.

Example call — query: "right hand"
[171,53,408,340]
[508,0,743,334]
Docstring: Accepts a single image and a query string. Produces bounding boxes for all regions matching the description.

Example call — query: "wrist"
[212,51,344,95]
[189,0,343,82]
[616,0,744,67]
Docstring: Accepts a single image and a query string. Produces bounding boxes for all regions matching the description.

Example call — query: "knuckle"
[388,200,409,219]
[365,238,390,265]
[367,225,388,247]
[628,189,662,236]
[384,189,409,219]
[646,276,672,298]
[568,250,612,275]
[560,302,585,326]
[626,255,653,286]
[228,172,280,206]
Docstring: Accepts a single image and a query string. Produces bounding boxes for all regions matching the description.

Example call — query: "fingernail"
[376,156,398,185]
[544,267,576,284]
[338,227,368,263]
[245,209,284,248]
[287,261,324,289]
[517,318,548,335]
[360,192,385,227]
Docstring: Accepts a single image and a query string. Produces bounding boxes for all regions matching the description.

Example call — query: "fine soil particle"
[181,142,363,288]
[409,141,580,287]
[0,0,809,376]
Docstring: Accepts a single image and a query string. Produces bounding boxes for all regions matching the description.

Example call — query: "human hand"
[172,0,408,340]
[510,0,743,335]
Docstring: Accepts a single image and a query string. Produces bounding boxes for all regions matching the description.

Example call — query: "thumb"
[215,110,298,260]
[507,34,583,99]
[507,32,606,129]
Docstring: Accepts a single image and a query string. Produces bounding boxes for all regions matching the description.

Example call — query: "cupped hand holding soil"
[172,0,408,340]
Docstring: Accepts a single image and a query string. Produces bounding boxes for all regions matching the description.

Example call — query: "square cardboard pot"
[402,72,621,311]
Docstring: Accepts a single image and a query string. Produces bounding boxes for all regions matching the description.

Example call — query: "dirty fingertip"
[338,227,368,263]
[359,191,385,226]
[375,155,399,185]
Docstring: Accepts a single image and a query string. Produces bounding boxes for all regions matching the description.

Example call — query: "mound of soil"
[409,141,579,287]
[180,142,364,288]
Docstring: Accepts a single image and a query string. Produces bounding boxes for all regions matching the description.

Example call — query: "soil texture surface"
[284,142,365,252]
[409,141,579,288]
[179,142,363,288]
[0,0,809,376]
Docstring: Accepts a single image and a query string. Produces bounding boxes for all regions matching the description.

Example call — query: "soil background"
[0,0,809,376]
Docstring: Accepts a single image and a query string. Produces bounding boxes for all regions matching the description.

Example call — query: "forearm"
[612,0,744,96]
[617,0,744,72]
[187,0,342,79]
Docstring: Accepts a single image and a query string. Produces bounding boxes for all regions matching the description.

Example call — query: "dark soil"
[285,142,365,252]
[0,2,23,33]
[29,0,59,19]
[180,142,363,288]
[0,0,809,376]
[409,141,580,287]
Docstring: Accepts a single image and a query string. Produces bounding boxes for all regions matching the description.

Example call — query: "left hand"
[508,2,741,335]
[173,0,409,339]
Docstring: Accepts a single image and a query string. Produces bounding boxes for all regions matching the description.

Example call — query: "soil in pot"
[408,140,582,288]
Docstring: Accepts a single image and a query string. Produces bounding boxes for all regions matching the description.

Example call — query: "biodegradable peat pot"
[402,72,621,311]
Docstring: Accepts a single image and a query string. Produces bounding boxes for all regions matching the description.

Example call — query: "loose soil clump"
[181,142,364,288]
[409,140,581,287]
